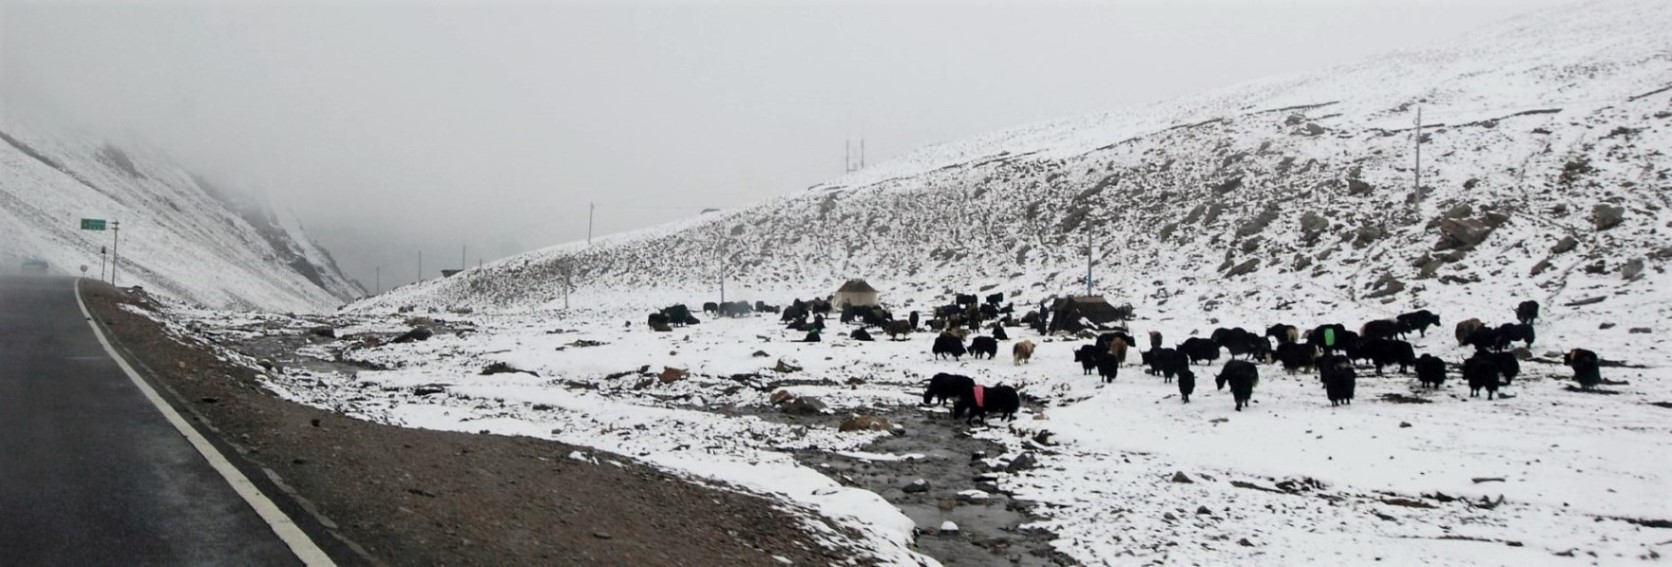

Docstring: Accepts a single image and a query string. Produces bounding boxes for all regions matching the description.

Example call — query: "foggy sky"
[0,0,1569,293]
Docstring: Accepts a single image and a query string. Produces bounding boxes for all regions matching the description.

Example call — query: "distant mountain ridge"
[0,108,364,312]
[359,0,1670,330]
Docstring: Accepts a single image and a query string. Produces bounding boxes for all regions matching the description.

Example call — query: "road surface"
[0,276,307,565]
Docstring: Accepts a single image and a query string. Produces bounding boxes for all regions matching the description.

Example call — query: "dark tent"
[1047,295,1127,333]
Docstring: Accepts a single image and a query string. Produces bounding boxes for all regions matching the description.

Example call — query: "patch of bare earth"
[82,281,851,566]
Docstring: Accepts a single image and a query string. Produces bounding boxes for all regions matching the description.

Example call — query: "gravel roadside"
[81,280,852,566]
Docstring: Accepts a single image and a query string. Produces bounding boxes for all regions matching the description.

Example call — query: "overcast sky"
[0,0,1568,292]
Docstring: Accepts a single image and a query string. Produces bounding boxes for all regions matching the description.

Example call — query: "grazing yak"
[1275,342,1317,374]
[885,320,913,340]
[754,301,780,314]
[1177,367,1196,403]
[719,301,753,318]
[1415,354,1446,389]
[1360,319,1401,342]
[1516,300,1540,325]
[1142,348,1185,381]
[1012,340,1036,365]
[1455,318,1486,346]
[647,312,672,331]
[1565,348,1601,389]
[1096,353,1119,383]
[1320,354,1356,407]
[850,328,874,342]
[909,311,921,330]
[1074,345,1102,375]
[1396,310,1442,338]
[1492,351,1520,385]
[969,336,1000,360]
[1179,337,1221,365]
[661,304,700,326]
[1211,327,1269,361]
[1360,338,1416,375]
[1308,324,1357,356]
[923,373,975,406]
[1266,324,1300,345]
[933,333,968,360]
[1216,360,1260,411]
[991,323,1009,341]
[955,293,979,306]
[702,302,720,315]
[1464,353,1501,399]
[1494,323,1535,351]
[953,383,1021,425]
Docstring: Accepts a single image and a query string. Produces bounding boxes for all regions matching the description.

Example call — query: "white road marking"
[74,279,335,566]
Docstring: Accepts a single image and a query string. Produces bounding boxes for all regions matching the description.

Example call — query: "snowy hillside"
[360,0,1671,336]
[0,107,363,311]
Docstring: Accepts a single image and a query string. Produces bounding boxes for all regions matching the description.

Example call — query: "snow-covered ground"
[167,290,1671,565]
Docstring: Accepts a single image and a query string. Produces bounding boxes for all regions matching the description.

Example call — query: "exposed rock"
[1364,274,1406,299]
[752,350,770,358]
[1202,203,1228,225]
[1566,296,1607,307]
[1347,178,1373,196]
[1196,506,1213,515]
[1513,347,1533,360]
[481,362,539,377]
[1240,237,1261,254]
[1591,204,1625,231]
[1442,203,1473,219]
[1299,211,1329,238]
[1292,254,1313,272]
[1224,258,1261,278]
[1435,218,1494,250]
[1004,452,1038,473]
[1354,225,1384,248]
[1302,123,1326,136]
[769,390,795,404]
[1529,258,1554,277]
[1211,177,1244,195]
[414,385,446,396]
[1171,471,1194,484]
[1551,236,1578,254]
[838,415,893,432]
[902,479,930,494]
[1629,327,1652,334]
[658,366,689,383]
[939,521,959,533]
[403,316,436,327]
[1235,206,1280,238]
[1622,258,1645,281]
[773,358,803,373]
[1599,322,1617,330]
[308,326,336,338]
[779,396,828,415]
[391,326,434,344]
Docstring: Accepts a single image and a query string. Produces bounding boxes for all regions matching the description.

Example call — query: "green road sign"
[80,218,107,231]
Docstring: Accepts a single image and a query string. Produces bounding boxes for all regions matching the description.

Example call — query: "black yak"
[1074,345,1101,375]
[1096,353,1119,384]
[970,336,999,360]
[932,333,967,360]
[1308,324,1357,356]
[1516,300,1540,325]
[1396,310,1441,338]
[923,373,974,406]
[1360,319,1401,342]
[850,328,874,342]
[1415,354,1446,389]
[1177,367,1196,403]
[1465,353,1500,399]
[1494,323,1535,351]
[1266,324,1299,345]
[1319,354,1355,407]
[1180,337,1221,365]
[1565,348,1601,389]
[1216,360,1259,411]
[952,383,1020,425]
[885,320,913,340]
[1361,338,1416,375]
[991,323,1009,341]
[1275,342,1317,374]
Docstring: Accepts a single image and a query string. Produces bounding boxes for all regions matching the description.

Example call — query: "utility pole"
[461,245,467,272]
[418,251,423,283]
[111,221,121,286]
[1084,230,1093,297]
[562,262,571,310]
[587,203,595,247]
[845,139,852,173]
[375,265,381,295]
[860,137,865,170]
[99,246,107,282]
[1413,105,1423,194]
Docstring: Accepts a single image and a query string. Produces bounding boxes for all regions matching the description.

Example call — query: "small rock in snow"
[1171,471,1194,484]
[902,479,931,493]
[1196,506,1213,515]
[1399,422,1412,428]
[939,521,959,533]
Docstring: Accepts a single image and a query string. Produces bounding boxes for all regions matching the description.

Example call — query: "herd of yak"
[646,295,1606,425]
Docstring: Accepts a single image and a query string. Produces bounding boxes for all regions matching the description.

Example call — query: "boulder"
[1622,258,1645,281]
[1435,218,1493,250]
[1299,211,1329,238]
[1550,236,1578,254]
[1591,204,1625,231]
[1224,258,1260,278]
[779,396,828,416]
[1004,452,1039,473]
[658,366,689,383]
[391,326,434,344]
[838,415,893,433]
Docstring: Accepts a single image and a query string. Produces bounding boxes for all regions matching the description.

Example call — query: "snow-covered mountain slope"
[361,0,1671,335]
[0,108,364,312]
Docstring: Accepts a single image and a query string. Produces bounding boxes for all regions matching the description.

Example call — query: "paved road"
[0,276,301,565]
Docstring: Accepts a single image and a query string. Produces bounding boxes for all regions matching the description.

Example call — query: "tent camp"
[832,279,880,310]
[1047,295,1127,333]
